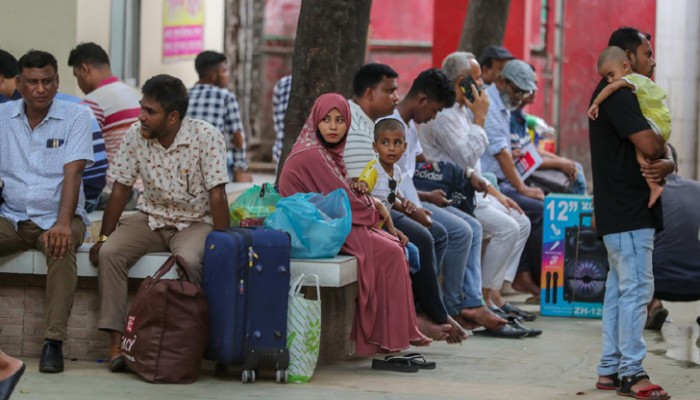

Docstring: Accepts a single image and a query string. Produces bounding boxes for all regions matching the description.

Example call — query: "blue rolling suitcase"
[202,227,291,383]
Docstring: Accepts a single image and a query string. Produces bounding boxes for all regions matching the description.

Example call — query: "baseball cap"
[502,59,537,91]
[479,45,514,66]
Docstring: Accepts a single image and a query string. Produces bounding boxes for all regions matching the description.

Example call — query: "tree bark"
[458,0,511,57]
[275,0,372,183]
[225,0,265,157]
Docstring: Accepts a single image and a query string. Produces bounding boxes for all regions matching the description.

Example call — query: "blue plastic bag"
[263,189,352,259]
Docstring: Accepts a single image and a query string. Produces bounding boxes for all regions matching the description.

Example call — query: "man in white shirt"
[422,51,534,322]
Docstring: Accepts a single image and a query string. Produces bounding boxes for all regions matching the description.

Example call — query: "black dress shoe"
[39,341,64,373]
[510,319,543,337]
[0,362,25,400]
[473,323,528,339]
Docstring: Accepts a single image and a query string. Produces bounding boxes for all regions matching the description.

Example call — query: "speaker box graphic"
[541,194,606,318]
[563,216,609,303]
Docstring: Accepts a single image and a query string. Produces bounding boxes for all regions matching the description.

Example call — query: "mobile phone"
[460,76,480,103]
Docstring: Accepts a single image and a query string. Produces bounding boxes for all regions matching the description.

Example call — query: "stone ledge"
[0,246,358,287]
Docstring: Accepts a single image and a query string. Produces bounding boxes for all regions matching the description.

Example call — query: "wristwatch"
[465,167,475,179]
[96,234,109,243]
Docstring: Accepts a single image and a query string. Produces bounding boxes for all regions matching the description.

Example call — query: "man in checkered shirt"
[187,51,252,182]
[272,74,291,170]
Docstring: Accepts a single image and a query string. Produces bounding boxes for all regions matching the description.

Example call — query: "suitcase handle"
[290,273,320,299]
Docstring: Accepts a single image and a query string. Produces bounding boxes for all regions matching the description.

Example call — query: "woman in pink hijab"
[279,93,430,355]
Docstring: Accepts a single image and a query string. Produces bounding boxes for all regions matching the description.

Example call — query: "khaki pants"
[97,212,212,332]
[0,216,86,341]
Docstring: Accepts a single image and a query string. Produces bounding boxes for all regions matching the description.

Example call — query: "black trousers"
[391,210,449,324]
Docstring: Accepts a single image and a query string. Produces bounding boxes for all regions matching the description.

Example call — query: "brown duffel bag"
[121,255,208,383]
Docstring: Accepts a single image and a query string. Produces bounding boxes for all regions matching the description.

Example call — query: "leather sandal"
[618,373,670,399]
[596,373,620,390]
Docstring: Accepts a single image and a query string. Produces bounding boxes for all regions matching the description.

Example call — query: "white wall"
[0,0,80,95]
[76,0,112,54]
[655,0,700,178]
[139,0,225,87]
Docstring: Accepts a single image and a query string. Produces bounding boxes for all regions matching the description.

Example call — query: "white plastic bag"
[286,273,321,383]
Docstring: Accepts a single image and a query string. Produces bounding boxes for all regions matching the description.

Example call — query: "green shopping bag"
[229,183,281,227]
[286,274,321,383]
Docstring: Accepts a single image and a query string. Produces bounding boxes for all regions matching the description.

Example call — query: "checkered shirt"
[187,83,248,170]
[272,75,292,166]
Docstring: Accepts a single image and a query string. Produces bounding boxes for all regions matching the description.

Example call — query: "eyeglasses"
[387,179,397,204]
[506,80,534,99]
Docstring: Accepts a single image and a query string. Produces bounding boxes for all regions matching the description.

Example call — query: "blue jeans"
[570,162,587,195]
[424,203,483,313]
[597,228,655,379]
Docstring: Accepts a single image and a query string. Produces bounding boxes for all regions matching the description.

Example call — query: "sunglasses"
[387,179,397,204]
[506,79,534,99]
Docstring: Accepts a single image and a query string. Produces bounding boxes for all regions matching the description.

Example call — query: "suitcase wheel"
[242,369,256,384]
[275,369,288,384]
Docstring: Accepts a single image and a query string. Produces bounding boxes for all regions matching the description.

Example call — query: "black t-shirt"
[588,79,663,235]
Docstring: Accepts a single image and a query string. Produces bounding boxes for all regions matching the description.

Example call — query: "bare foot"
[416,313,450,341]
[648,185,663,208]
[410,334,433,347]
[512,272,540,296]
[445,316,468,344]
[459,306,507,330]
[453,314,480,330]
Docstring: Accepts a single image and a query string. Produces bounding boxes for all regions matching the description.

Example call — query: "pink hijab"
[279,93,376,225]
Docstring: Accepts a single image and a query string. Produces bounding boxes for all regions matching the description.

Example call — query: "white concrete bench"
[0,245,358,287]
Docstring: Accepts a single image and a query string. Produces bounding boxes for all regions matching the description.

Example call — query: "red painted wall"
[432,0,657,173]
[558,0,656,166]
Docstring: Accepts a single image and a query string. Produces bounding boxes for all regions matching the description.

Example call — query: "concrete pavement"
[8,295,700,400]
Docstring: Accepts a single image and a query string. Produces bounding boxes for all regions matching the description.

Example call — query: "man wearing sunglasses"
[480,59,544,300]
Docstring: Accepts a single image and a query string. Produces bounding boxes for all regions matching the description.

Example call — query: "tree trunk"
[275,0,373,183]
[225,0,265,159]
[458,0,511,57]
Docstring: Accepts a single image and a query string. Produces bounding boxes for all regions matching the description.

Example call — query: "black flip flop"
[384,353,436,370]
[372,357,419,373]
[0,362,25,400]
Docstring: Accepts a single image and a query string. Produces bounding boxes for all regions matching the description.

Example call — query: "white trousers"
[474,194,531,289]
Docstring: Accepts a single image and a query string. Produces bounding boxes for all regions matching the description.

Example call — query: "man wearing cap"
[480,59,544,299]
[479,45,514,86]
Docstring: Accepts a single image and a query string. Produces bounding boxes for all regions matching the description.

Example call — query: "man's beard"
[500,89,521,111]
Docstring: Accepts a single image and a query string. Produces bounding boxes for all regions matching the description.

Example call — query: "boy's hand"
[402,199,417,214]
[353,180,370,194]
[587,104,599,120]
[410,207,433,228]
[388,226,409,246]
